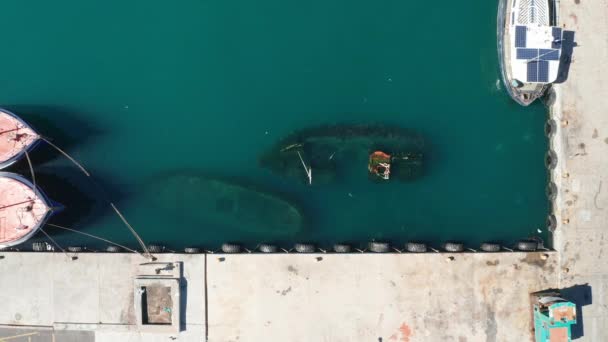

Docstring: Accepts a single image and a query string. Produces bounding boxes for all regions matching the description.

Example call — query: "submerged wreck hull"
[144,173,304,236]
[260,124,425,184]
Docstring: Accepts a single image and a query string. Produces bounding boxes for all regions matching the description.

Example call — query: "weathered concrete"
[208,253,556,342]
[549,0,608,340]
[0,251,557,341]
[0,253,205,341]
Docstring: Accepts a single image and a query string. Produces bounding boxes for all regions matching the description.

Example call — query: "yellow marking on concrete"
[0,332,39,341]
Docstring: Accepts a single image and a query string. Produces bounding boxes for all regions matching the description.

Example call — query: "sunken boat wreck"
[260,124,424,184]
[141,172,304,236]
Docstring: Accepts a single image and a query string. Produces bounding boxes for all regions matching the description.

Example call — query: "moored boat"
[0,172,55,248]
[498,0,563,105]
[0,109,40,169]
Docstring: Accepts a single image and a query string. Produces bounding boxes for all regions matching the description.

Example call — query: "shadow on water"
[3,105,106,166]
[560,283,592,339]
[19,165,130,249]
[555,31,577,84]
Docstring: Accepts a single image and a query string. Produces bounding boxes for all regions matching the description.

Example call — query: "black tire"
[147,245,164,253]
[67,246,84,253]
[221,243,241,253]
[184,247,201,254]
[405,242,427,253]
[258,244,278,253]
[545,150,557,169]
[333,244,352,253]
[32,242,47,252]
[444,242,464,252]
[480,243,501,252]
[545,119,557,137]
[547,214,557,232]
[546,182,557,200]
[106,245,121,253]
[516,240,538,251]
[294,243,315,253]
[368,241,390,253]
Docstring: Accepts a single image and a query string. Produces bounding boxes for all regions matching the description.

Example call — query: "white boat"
[0,172,56,248]
[498,0,563,105]
[0,108,40,169]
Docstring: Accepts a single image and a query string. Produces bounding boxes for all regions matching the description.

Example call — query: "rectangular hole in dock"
[140,285,173,325]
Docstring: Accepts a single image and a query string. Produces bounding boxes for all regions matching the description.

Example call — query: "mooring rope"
[110,203,151,257]
[41,137,90,177]
[40,136,152,259]
[39,227,69,257]
[46,223,143,255]
[24,150,36,194]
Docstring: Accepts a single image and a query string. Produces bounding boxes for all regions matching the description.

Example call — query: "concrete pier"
[1,0,607,341]
[549,0,608,339]
[0,252,557,341]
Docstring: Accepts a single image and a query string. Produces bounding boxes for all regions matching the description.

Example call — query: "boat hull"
[0,172,55,249]
[0,109,40,169]
[497,0,553,106]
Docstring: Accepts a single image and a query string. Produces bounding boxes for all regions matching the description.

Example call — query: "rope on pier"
[40,136,153,259]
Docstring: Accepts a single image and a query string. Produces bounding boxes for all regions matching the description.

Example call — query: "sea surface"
[0,1,549,250]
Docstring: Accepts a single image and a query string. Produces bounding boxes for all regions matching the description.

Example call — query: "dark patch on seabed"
[0,0,549,250]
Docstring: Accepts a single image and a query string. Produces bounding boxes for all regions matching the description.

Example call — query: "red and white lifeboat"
[0,172,53,248]
[0,109,40,169]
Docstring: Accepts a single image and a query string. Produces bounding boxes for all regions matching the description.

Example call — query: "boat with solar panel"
[498,0,563,106]
[0,108,41,169]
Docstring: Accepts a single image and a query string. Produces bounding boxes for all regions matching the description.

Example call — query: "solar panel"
[539,49,560,61]
[552,27,563,48]
[538,60,550,82]
[515,26,527,48]
[527,61,538,82]
[517,48,539,59]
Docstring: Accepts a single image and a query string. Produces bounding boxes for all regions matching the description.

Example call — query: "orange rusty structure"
[368,151,391,180]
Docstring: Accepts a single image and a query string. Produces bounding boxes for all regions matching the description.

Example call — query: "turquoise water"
[0,1,549,250]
